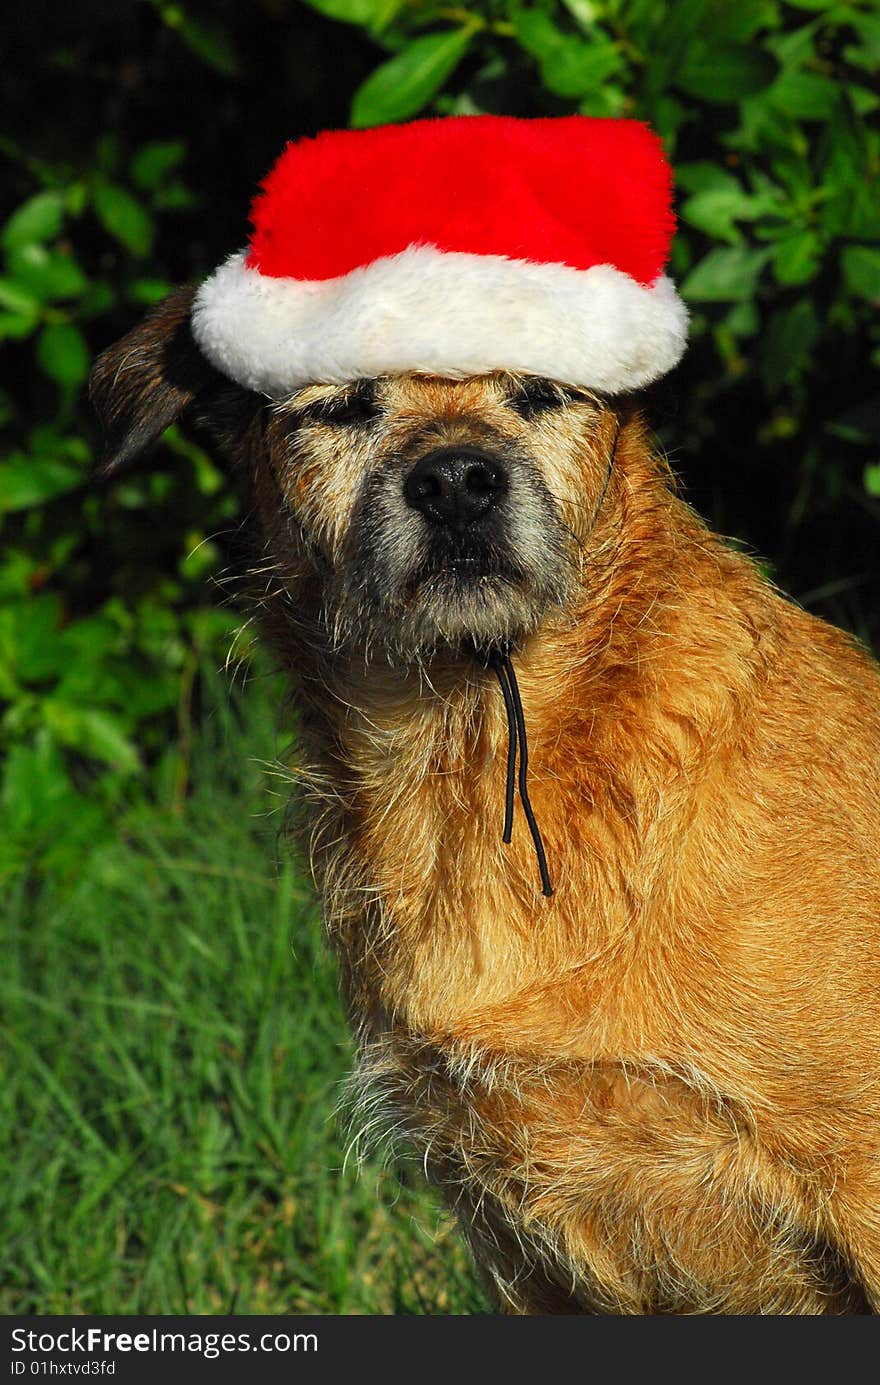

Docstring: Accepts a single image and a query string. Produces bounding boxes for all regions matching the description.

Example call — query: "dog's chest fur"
[351,1030,865,1314]
[291,630,877,1314]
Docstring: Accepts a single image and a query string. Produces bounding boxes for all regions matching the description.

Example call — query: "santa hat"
[191,115,688,399]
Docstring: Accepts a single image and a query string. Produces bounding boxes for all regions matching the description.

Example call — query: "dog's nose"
[403,447,508,528]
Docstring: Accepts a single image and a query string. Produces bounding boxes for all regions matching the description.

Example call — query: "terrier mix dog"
[91,117,880,1314]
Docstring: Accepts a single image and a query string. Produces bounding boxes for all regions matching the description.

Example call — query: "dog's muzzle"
[336,433,573,658]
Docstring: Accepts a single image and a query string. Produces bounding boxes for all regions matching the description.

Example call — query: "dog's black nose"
[403,447,508,529]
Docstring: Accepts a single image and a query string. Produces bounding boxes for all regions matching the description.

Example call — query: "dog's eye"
[507,378,570,420]
[292,382,381,427]
[318,387,381,426]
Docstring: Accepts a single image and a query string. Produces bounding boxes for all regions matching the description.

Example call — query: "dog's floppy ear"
[90,285,226,477]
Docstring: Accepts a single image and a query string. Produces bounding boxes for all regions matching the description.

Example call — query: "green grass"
[1,673,487,1314]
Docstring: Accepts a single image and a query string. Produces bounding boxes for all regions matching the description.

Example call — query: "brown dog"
[92,286,880,1315]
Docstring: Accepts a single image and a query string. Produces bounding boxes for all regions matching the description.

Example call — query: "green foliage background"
[2,0,879,1316]
[3,0,879,876]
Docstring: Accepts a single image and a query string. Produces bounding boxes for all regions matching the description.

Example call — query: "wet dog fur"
[91,286,880,1314]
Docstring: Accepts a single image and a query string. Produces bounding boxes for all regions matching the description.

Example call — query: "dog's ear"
[90,285,229,477]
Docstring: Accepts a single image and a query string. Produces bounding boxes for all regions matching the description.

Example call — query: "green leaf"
[65,182,89,217]
[77,280,116,319]
[675,42,778,104]
[850,9,880,52]
[851,88,880,118]
[186,606,245,652]
[350,28,473,127]
[0,277,41,339]
[725,300,760,337]
[155,3,239,73]
[578,83,628,118]
[6,243,89,302]
[0,594,66,684]
[758,299,819,394]
[163,424,223,494]
[93,181,154,257]
[513,9,622,98]
[128,277,175,305]
[301,0,400,22]
[152,181,196,211]
[0,311,37,342]
[819,103,879,241]
[680,187,747,243]
[699,0,777,43]
[560,0,600,26]
[847,11,880,78]
[767,14,822,67]
[681,246,771,302]
[732,95,794,156]
[864,463,880,498]
[680,182,782,242]
[767,70,840,121]
[27,424,90,464]
[2,191,65,252]
[41,701,142,775]
[842,245,880,302]
[1,732,78,839]
[175,15,239,76]
[180,531,220,581]
[0,550,42,600]
[542,40,623,99]
[131,141,185,190]
[642,0,710,94]
[0,456,83,512]
[826,399,880,446]
[675,163,742,195]
[57,614,121,667]
[35,323,90,387]
[772,229,821,286]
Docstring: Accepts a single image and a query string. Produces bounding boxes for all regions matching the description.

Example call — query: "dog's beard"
[327,459,574,662]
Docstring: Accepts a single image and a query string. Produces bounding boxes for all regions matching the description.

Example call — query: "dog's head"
[91,287,624,664]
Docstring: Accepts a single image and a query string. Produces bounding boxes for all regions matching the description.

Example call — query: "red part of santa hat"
[192,115,688,398]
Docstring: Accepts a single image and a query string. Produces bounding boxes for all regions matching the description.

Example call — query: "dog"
[91,275,880,1315]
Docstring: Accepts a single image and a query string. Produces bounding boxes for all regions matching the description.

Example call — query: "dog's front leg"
[828,1162,880,1311]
